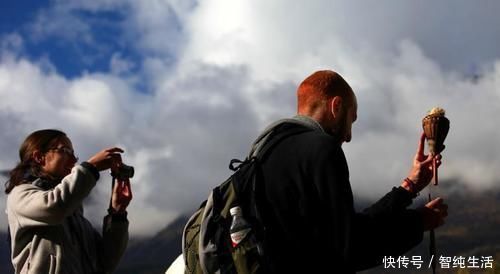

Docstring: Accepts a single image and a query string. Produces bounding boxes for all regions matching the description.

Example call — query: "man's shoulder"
[273,123,341,154]
[283,123,336,144]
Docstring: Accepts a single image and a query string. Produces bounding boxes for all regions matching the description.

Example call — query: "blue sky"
[1,0,500,235]
[0,1,47,32]
[1,0,144,79]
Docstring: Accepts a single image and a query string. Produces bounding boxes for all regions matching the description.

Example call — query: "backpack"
[182,123,312,274]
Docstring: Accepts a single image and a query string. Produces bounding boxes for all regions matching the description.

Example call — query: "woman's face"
[41,137,78,179]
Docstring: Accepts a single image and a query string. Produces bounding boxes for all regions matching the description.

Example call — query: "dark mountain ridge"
[1,180,499,273]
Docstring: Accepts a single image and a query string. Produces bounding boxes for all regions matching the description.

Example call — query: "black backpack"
[182,123,312,274]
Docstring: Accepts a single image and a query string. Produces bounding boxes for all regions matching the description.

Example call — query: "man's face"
[336,94,358,144]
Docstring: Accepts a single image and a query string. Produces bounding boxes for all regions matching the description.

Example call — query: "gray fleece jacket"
[6,164,128,274]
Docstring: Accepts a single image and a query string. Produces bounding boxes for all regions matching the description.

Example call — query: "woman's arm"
[7,163,98,227]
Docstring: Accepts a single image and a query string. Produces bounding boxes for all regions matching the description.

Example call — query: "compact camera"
[113,163,134,180]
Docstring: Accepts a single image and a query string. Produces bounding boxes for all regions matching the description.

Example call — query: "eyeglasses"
[49,147,79,162]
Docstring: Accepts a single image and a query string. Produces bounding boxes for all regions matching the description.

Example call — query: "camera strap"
[108,175,116,213]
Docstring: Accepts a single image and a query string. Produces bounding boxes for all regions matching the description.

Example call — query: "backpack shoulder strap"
[252,123,313,161]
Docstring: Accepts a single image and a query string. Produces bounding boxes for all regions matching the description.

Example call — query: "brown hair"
[297,70,353,113]
[4,129,67,194]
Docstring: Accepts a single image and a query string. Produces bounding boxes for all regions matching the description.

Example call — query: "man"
[253,70,448,273]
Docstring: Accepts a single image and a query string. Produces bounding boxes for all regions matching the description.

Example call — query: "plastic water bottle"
[229,206,265,273]
[229,206,252,247]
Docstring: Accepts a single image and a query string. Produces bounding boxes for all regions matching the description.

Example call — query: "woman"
[5,129,132,274]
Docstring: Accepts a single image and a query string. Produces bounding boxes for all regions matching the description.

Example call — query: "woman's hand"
[87,147,124,171]
[111,178,132,213]
[88,147,132,213]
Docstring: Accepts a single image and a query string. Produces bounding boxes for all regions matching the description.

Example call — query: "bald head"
[296,70,357,144]
[297,70,354,115]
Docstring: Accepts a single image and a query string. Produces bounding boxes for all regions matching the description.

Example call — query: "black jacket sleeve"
[351,188,423,270]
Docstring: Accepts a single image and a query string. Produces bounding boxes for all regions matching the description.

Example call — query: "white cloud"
[126,0,187,55]
[30,6,94,44]
[109,53,135,75]
[1,33,24,56]
[1,0,500,236]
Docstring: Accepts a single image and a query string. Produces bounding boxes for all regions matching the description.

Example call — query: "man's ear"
[330,96,343,119]
[32,150,45,165]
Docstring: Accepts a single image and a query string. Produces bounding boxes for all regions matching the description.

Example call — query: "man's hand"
[419,197,448,231]
[87,147,124,171]
[401,133,442,194]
